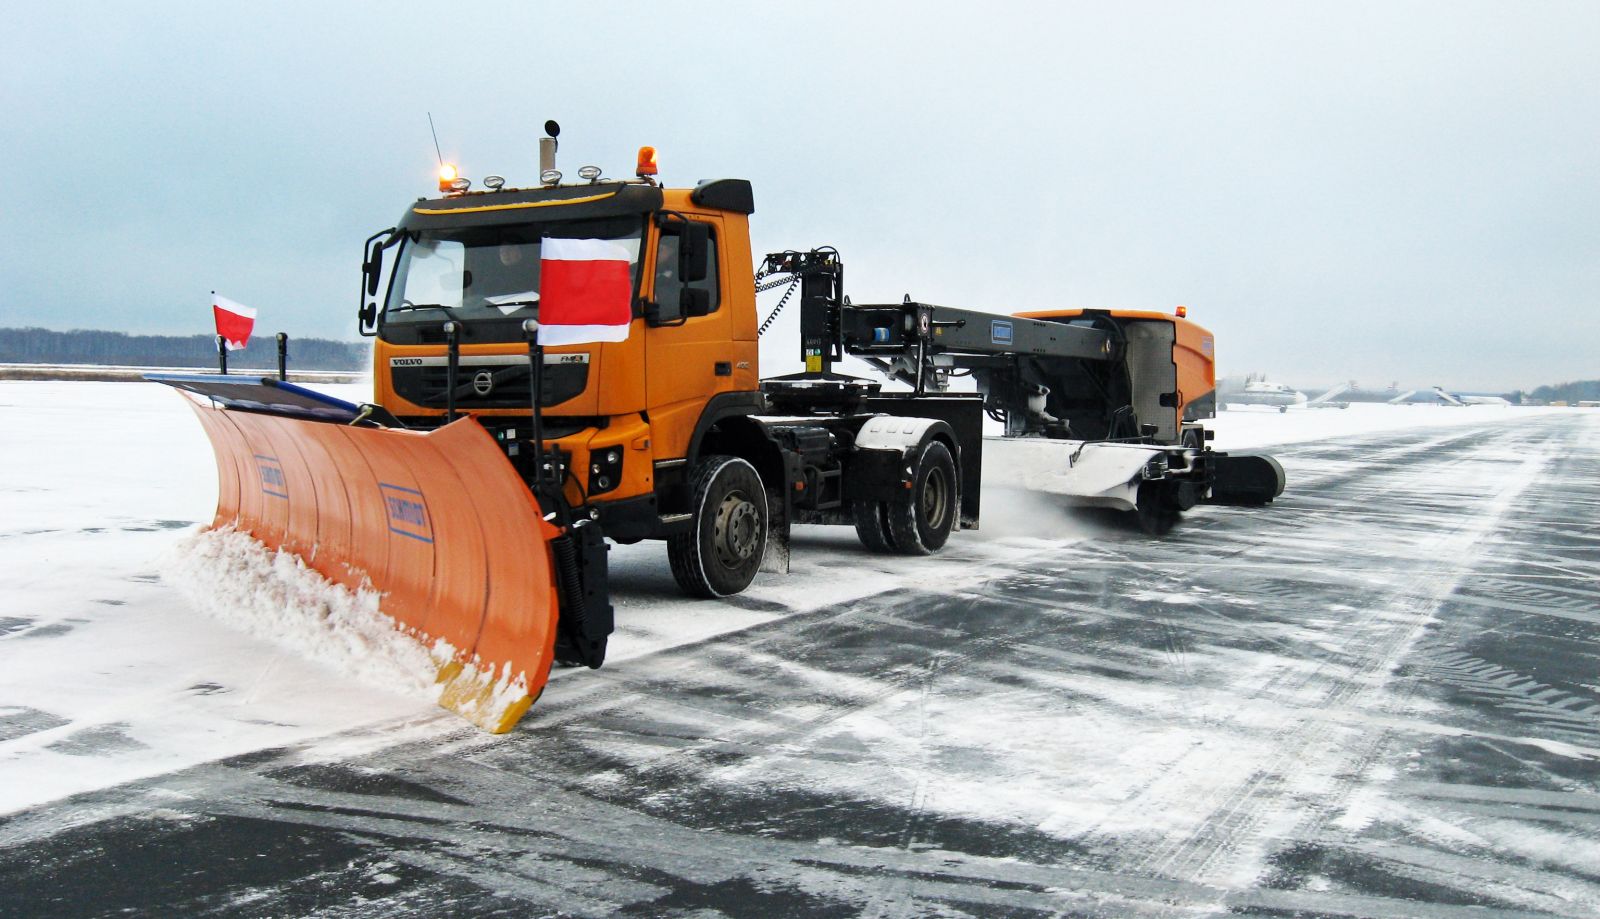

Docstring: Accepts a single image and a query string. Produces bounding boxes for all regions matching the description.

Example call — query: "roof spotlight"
[484,175,506,190]
[449,176,471,192]
[577,165,602,181]
[540,168,562,186]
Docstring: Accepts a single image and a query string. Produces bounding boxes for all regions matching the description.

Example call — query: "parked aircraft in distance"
[1452,391,1512,406]
[1310,382,1509,408]
[1387,386,1512,406]
[1226,376,1307,412]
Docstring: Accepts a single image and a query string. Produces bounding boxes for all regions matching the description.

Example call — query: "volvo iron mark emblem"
[472,370,495,396]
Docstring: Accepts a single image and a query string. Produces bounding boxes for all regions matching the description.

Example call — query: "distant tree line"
[0,327,367,371]
[1513,380,1600,404]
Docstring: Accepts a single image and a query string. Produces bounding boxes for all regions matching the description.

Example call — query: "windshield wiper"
[390,302,460,315]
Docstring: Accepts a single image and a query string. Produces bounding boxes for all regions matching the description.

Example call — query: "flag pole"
[444,321,460,423]
[523,320,547,498]
[211,290,227,374]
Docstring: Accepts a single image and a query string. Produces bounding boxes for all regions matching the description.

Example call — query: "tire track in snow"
[1066,421,1561,892]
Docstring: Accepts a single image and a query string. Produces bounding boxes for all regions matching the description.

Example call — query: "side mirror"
[359,228,394,337]
[678,222,710,284]
[680,287,711,318]
[647,295,683,326]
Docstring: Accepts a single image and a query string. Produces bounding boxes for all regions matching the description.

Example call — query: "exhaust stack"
[539,120,560,185]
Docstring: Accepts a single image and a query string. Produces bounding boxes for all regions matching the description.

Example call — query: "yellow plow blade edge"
[185,398,559,733]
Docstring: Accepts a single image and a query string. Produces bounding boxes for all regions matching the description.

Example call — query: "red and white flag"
[212,294,257,351]
[537,238,634,346]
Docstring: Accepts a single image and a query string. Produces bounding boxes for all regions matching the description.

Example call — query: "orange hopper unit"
[153,374,561,733]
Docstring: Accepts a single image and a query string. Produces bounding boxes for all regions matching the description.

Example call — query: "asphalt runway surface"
[3,414,1598,917]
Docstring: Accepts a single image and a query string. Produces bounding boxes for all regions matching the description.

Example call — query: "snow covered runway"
[2,383,1597,917]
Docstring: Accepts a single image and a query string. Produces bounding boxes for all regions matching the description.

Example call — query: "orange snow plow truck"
[152,128,1283,733]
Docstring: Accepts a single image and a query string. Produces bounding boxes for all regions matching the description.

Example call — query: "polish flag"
[537,238,634,346]
[212,294,257,351]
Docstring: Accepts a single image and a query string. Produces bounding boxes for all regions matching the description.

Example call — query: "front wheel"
[668,455,768,598]
[1135,480,1181,536]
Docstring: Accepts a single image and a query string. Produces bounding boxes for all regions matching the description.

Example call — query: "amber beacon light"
[636,146,658,177]
[437,162,459,193]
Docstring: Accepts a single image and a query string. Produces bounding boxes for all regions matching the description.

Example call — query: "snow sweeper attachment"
[148,373,576,733]
[1205,453,1286,507]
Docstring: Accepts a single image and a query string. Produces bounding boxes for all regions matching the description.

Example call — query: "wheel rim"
[921,465,949,528]
[712,490,760,569]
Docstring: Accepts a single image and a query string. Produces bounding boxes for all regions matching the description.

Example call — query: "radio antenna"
[427,112,444,166]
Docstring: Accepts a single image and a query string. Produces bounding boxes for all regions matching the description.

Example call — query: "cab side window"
[655,224,720,316]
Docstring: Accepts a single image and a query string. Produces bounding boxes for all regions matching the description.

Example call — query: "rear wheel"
[885,440,958,555]
[669,455,768,598]
[853,500,898,553]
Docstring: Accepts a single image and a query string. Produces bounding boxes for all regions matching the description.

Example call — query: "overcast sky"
[3,2,1596,390]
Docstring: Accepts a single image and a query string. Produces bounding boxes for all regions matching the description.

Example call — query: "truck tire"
[668,455,768,598]
[1135,480,1180,536]
[885,440,957,555]
[853,500,898,553]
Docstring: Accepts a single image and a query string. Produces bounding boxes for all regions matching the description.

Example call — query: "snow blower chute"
[147,373,609,733]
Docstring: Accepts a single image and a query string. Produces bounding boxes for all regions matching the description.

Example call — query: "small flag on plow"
[213,294,257,351]
[537,238,634,346]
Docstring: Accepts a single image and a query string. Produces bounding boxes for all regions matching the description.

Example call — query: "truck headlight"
[588,447,623,496]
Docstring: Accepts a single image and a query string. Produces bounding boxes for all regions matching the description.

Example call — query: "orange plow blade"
[174,385,560,733]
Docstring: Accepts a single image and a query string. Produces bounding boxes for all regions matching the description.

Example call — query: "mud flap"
[1206,453,1287,506]
[760,485,791,575]
[170,385,561,734]
[551,521,614,669]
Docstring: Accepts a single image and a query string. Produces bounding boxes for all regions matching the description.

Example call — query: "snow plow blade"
[150,375,559,733]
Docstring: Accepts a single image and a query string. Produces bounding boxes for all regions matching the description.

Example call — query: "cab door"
[643,214,735,458]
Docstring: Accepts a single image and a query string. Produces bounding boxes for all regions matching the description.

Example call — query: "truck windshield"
[382,215,644,338]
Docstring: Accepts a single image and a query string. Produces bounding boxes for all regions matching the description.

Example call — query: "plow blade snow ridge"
[182,394,559,733]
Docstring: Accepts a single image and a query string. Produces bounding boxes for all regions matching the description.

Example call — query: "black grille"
[391,362,588,409]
